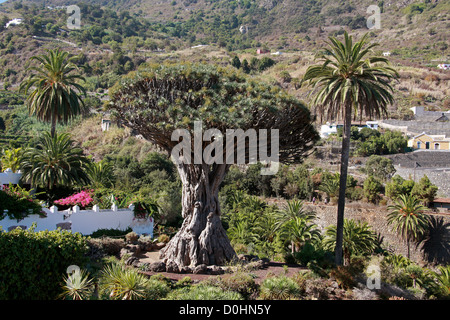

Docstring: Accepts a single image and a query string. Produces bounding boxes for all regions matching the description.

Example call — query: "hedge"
[0,225,89,299]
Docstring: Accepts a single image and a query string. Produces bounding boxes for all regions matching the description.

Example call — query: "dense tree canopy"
[108,62,319,268]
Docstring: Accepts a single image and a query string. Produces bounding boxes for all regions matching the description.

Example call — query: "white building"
[320,121,379,138]
[437,64,450,70]
[5,18,22,28]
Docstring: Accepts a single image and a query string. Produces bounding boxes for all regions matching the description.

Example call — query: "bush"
[0,185,44,220]
[165,284,243,300]
[259,275,301,300]
[0,225,88,299]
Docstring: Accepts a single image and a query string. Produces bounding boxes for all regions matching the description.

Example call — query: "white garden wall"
[0,204,153,237]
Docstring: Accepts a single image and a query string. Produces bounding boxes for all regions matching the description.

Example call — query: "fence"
[0,204,154,237]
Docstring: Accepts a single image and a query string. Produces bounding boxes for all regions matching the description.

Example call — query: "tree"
[302,31,398,265]
[20,132,90,191]
[363,175,383,204]
[0,147,22,173]
[411,175,438,206]
[387,194,430,259]
[230,56,241,69]
[323,219,378,265]
[363,155,396,181]
[108,63,319,268]
[20,49,87,137]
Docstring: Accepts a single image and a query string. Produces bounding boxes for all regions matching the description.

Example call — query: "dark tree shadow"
[418,215,450,264]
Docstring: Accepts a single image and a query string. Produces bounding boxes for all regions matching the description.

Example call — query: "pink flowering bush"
[54,190,94,209]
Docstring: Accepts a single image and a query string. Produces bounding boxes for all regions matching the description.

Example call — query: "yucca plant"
[59,269,94,300]
[99,262,149,300]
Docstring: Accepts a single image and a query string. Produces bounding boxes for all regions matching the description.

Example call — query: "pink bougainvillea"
[54,190,94,208]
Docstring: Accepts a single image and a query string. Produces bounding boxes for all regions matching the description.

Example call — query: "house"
[432,198,450,210]
[437,64,450,70]
[408,132,450,150]
[101,119,111,132]
[257,48,270,54]
[320,121,379,138]
[5,18,22,28]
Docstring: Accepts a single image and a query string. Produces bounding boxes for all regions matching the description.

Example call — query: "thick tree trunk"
[335,103,352,266]
[159,163,237,268]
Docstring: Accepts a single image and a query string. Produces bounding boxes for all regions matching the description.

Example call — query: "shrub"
[0,184,44,220]
[259,275,301,300]
[54,189,94,209]
[98,261,150,300]
[165,284,243,300]
[145,278,171,300]
[0,225,88,299]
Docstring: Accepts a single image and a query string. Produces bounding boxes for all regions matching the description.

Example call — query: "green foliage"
[354,130,407,156]
[165,284,242,300]
[323,219,378,265]
[362,155,396,181]
[0,147,22,172]
[387,194,430,258]
[411,175,438,205]
[60,269,94,300]
[385,175,415,201]
[0,184,44,220]
[259,275,301,300]
[363,175,384,204]
[98,261,151,300]
[19,49,87,137]
[20,132,90,191]
[0,226,88,299]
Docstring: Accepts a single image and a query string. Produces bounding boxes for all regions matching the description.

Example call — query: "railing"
[1,203,154,237]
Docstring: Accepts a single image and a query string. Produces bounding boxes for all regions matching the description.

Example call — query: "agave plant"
[99,262,149,300]
[60,269,94,300]
[259,275,301,300]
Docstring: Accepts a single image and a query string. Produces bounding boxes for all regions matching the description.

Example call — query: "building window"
[435,143,440,150]
[417,141,421,149]
[426,142,430,149]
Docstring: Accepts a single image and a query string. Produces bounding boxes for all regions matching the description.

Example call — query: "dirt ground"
[137,250,308,284]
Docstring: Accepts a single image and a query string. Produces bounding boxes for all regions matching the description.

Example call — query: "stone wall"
[304,203,450,264]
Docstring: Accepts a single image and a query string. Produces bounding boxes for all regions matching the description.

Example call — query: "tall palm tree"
[387,194,430,259]
[20,49,87,137]
[20,132,90,191]
[302,31,398,265]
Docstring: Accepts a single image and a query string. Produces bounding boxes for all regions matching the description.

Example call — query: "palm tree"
[86,160,115,188]
[387,194,430,259]
[281,216,321,253]
[323,218,378,265]
[20,49,87,137]
[302,31,398,265]
[20,132,90,191]
[275,200,317,253]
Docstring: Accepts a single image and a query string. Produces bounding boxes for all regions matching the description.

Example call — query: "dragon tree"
[108,63,319,269]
